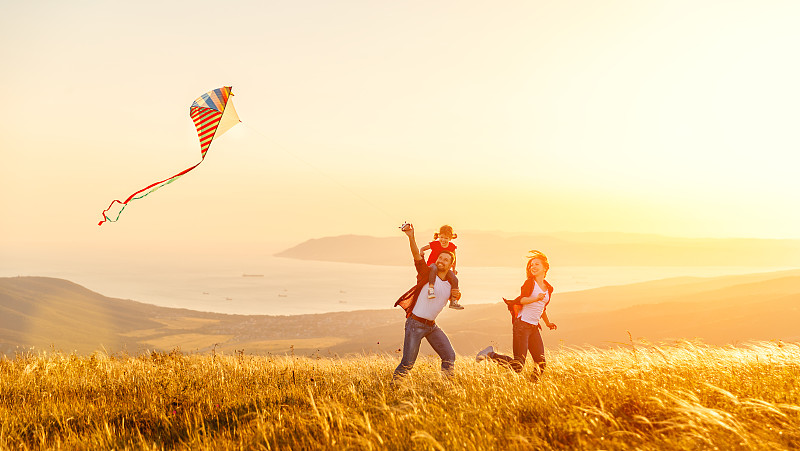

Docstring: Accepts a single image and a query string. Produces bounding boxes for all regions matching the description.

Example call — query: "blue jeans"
[394,317,456,378]
[489,317,545,374]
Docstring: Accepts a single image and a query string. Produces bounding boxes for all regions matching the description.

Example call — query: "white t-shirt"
[519,280,549,325]
[411,276,451,321]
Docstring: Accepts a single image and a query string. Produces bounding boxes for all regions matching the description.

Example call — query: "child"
[420,225,463,310]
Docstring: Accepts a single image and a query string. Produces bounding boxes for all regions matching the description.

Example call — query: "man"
[393,223,461,379]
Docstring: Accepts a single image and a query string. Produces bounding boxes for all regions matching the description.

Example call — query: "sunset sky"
[3,1,800,258]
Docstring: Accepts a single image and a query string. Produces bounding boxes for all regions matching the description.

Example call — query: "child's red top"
[426,241,457,267]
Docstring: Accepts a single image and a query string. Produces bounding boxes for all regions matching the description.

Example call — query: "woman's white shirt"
[519,280,549,325]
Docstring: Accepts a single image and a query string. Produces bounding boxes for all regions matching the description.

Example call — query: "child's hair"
[433,225,457,240]
[526,250,550,278]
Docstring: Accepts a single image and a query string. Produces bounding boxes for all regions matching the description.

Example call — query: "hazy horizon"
[2,246,794,316]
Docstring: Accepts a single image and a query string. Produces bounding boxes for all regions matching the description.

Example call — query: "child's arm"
[420,244,431,259]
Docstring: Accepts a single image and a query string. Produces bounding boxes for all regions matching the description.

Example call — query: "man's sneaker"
[427,286,436,299]
[449,300,464,310]
[476,346,494,362]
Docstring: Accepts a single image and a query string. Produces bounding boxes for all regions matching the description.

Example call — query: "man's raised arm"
[401,223,423,261]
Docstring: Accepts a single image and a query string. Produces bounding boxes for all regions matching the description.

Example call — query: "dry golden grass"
[1,341,799,449]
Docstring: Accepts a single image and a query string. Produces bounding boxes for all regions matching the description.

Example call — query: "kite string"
[241,123,399,223]
[98,161,199,225]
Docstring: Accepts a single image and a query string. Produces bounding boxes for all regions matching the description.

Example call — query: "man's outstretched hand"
[400,222,414,236]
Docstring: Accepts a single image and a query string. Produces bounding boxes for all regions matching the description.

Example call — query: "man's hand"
[547,322,557,331]
[401,222,414,237]
[450,289,461,301]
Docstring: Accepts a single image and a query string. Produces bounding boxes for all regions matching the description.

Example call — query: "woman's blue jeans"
[489,317,546,374]
[394,316,456,379]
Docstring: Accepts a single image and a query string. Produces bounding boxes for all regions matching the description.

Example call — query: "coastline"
[2,256,794,316]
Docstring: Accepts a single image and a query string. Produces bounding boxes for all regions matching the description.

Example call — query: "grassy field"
[1,341,799,450]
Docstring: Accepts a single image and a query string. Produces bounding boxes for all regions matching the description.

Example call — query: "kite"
[98,86,240,225]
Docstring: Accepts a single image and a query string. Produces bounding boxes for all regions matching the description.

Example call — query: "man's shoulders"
[434,276,452,289]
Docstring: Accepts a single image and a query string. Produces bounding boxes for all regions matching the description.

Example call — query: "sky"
[2,0,800,260]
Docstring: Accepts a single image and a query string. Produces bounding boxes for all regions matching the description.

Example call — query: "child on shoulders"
[420,225,463,310]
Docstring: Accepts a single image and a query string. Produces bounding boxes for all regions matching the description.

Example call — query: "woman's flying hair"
[433,225,457,240]
[526,249,550,278]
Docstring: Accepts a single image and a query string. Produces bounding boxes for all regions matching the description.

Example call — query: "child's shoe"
[427,286,436,299]
[449,298,464,310]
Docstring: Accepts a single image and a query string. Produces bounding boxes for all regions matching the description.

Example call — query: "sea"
[2,255,792,316]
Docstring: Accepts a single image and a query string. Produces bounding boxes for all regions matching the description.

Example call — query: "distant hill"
[2,271,799,357]
[0,277,400,356]
[0,277,219,355]
[274,231,800,267]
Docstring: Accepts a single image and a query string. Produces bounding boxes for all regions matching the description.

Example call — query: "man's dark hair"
[439,250,456,267]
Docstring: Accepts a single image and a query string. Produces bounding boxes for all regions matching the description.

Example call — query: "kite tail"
[97,162,201,226]
[99,199,125,226]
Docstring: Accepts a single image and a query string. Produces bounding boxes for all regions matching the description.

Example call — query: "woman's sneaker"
[476,346,494,362]
[427,286,436,299]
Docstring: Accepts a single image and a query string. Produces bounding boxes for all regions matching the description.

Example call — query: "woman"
[476,250,557,376]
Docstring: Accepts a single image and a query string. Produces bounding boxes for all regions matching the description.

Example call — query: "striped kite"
[98,86,241,225]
